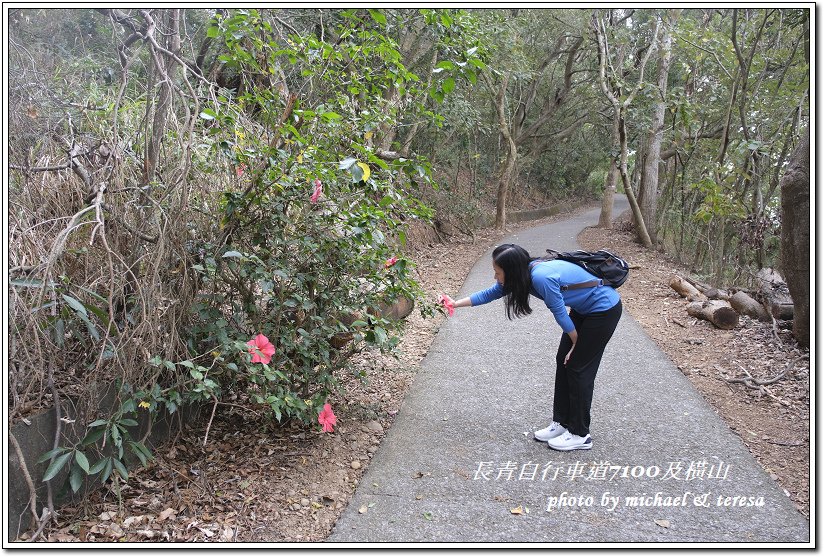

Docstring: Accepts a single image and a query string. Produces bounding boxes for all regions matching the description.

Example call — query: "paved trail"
[329,198,810,545]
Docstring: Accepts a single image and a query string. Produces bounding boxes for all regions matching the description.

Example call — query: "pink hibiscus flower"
[318,403,337,433]
[384,256,398,269]
[246,333,276,365]
[438,294,455,317]
[310,179,323,203]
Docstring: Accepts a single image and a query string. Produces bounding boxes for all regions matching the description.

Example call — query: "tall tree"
[594,10,660,247]
[780,128,809,347]
[638,9,679,243]
[481,9,586,229]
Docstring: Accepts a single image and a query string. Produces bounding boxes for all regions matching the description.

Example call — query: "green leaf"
[84,302,110,327]
[130,440,153,462]
[373,326,388,345]
[62,294,88,318]
[321,111,342,122]
[74,450,90,474]
[200,109,217,120]
[118,418,139,428]
[42,452,73,482]
[339,157,358,170]
[207,25,219,39]
[69,464,84,493]
[111,425,122,447]
[128,441,148,466]
[222,251,243,258]
[442,77,456,94]
[368,9,387,25]
[10,278,45,288]
[101,458,114,482]
[36,447,69,464]
[112,458,129,480]
[121,398,136,414]
[81,428,105,446]
[87,419,108,428]
[350,163,364,183]
[78,312,100,341]
[89,457,109,475]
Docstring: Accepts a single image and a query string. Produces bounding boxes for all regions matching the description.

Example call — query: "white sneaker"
[534,421,567,442]
[547,431,593,451]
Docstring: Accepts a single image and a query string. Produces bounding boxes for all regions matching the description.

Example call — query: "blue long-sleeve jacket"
[468,260,621,333]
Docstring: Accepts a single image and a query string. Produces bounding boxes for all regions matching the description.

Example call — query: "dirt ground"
[30,206,809,542]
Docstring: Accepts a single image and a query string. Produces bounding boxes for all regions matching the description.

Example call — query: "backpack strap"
[561,279,602,291]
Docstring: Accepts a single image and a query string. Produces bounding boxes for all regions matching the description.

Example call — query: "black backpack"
[542,249,629,289]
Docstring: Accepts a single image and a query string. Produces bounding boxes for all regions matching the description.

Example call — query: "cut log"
[704,287,731,301]
[770,303,794,320]
[331,296,414,349]
[686,300,739,330]
[729,291,770,322]
[379,296,414,321]
[669,275,707,301]
[684,275,712,293]
[756,268,794,319]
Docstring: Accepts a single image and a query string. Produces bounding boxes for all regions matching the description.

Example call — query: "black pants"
[553,300,622,437]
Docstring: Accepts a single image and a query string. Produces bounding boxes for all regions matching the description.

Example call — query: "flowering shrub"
[167,9,467,427]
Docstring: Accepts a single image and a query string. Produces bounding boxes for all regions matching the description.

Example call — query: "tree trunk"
[142,9,179,186]
[639,9,676,244]
[599,115,620,228]
[618,111,653,247]
[495,137,517,230]
[687,301,739,330]
[490,74,516,230]
[780,128,809,346]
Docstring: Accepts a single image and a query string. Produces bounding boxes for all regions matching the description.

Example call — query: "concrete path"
[328,197,810,545]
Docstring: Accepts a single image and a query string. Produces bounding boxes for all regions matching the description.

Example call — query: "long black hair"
[492,243,533,320]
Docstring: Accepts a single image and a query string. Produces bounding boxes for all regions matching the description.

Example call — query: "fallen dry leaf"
[358,505,368,514]
[655,519,671,529]
[510,506,524,515]
[123,515,145,528]
[157,508,177,522]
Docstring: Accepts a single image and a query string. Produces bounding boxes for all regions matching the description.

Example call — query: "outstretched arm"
[442,295,472,309]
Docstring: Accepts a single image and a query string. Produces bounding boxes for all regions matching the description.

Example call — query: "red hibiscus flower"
[438,294,455,317]
[318,403,337,433]
[246,333,276,365]
[384,256,398,269]
[310,179,323,204]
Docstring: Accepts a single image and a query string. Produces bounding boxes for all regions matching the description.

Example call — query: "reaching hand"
[564,344,575,366]
[438,294,456,317]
